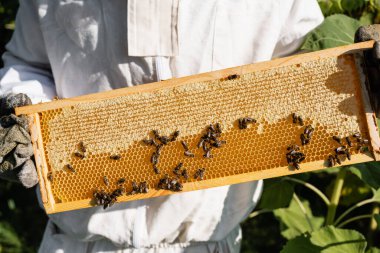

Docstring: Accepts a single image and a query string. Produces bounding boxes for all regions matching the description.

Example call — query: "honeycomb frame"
[16,41,380,214]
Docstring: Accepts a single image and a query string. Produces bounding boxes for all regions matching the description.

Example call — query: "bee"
[184,150,195,157]
[203,150,213,159]
[292,113,298,124]
[173,181,183,191]
[79,141,86,153]
[238,118,247,129]
[103,176,109,186]
[111,187,125,198]
[227,74,240,80]
[345,150,351,160]
[74,151,85,159]
[238,117,256,129]
[139,181,149,193]
[215,123,222,133]
[173,162,183,175]
[345,137,352,147]
[130,181,140,195]
[171,130,180,141]
[327,155,335,167]
[153,165,160,174]
[143,138,156,146]
[156,144,163,155]
[300,133,309,145]
[110,154,121,160]
[332,136,342,144]
[335,146,346,155]
[181,141,189,151]
[117,178,126,185]
[152,130,160,139]
[295,154,306,163]
[202,141,210,152]
[158,136,170,145]
[208,124,216,133]
[287,144,300,151]
[304,125,314,138]
[151,152,159,165]
[335,155,342,165]
[47,172,53,182]
[197,138,205,149]
[158,174,170,189]
[181,169,189,180]
[298,116,304,126]
[194,168,206,180]
[66,164,76,173]
[245,117,257,123]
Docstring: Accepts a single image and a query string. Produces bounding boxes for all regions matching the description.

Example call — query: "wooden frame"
[16,41,380,213]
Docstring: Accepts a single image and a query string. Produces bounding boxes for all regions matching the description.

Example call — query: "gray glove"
[0,93,38,188]
[355,25,380,116]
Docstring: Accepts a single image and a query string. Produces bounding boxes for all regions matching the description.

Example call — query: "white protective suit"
[0,0,323,252]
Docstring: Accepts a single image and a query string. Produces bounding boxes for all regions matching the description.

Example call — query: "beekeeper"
[0,1,326,252]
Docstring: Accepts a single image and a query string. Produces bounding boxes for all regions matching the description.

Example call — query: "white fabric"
[0,0,323,252]
[127,0,179,57]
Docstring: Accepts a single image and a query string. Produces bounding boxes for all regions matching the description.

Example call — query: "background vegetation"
[0,0,380,252]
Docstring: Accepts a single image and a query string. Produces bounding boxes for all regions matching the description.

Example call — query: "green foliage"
[374,214,380,230]
[274,197,324,239]
[0,222,22,253]
[347,163,380,189]
[258,178,294,210]
[359,11,375,25]
[281,226,367,253]
[327,172,372,206]
[310,226,367,252]
[0,0,18,67]
[367,247,380,253]
[301,14,361,51]
[341,0,365,13]
[317,0,380,23]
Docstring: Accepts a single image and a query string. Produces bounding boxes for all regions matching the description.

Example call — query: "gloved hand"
[0,93,38,188]
[355,25,380,116]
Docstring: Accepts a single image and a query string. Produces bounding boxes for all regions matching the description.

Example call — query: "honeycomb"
[23,52,377,213]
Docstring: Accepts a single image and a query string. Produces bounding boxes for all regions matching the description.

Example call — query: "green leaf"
[341,0,365,13]
[331,0,345,14]
[373,188,380,201]
[281,234,321,253]
[370,0,380,11]
[366,247,380,253]
[359,11,375,25]
[374,214,380,230]
[301,14,361,51]
[258,178,295,210]
[318,0,334,16]
[326,172,371,206]
[0,222,22,253]
[347,162,380,189]
[310,226,367,253]
[281,226,366,253]
[274,197,324,239]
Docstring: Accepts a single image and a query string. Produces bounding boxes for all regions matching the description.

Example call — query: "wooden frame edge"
[15,41,375,116]
[30,113,55,213]
[354,53,380,161]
